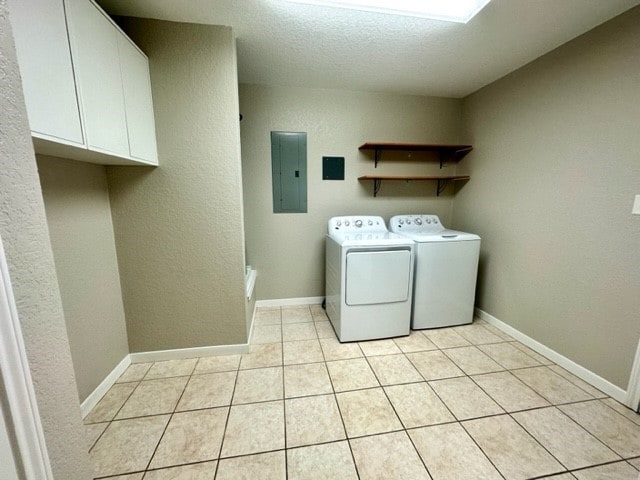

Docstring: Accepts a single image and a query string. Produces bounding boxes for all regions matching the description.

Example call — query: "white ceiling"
[99,0,640,98]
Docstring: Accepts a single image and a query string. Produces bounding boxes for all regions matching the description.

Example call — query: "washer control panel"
[389,215,444,234]
[328,216,387,233]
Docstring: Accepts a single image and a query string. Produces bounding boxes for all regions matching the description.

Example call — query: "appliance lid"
[397,229,480,242]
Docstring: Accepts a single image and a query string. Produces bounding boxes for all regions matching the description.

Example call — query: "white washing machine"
[389,215,480,329]
[325,216,415,342]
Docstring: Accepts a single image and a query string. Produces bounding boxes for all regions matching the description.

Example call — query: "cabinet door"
[118,36,158,164]
[8,0,84,145]
[65,0,129,157]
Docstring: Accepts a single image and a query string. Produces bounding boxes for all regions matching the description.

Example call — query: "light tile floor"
[85,305,640,479]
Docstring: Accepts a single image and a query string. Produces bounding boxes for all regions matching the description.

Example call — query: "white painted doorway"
[627,338,640,413]
[0,235,53,479]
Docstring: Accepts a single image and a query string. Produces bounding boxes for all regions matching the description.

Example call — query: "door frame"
[0,235,53,479]
[626,337,640,412]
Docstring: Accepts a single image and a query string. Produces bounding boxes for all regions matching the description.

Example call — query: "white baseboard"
[129,342,250,364]
[474,308,627,404]
[81,355,131,418]
[256,296,324,307]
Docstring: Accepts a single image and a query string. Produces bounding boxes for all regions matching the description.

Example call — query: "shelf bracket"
[437,179,450,196]
[439,151,450,169]
[373,178,382,197]
[374,149,381,168]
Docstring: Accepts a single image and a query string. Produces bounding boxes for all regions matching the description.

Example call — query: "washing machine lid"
[327,231,414,247]
[398,229,480,242]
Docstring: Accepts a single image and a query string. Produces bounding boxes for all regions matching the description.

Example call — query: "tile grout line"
[212,347,242,479]
[318,321,362,480]
[280,307,289,480]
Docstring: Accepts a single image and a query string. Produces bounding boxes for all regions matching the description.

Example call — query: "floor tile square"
[283,322,318,341]
[287,441,358,480]
[393,331,438,353]
[471,371,549,412]
[368,354,423,385]
[285,394,346,447]
[482,323,515,341]
[176,371,236,411]
[463,414,564,479]
[358,339,402,356]
[216,451,286,480]
[454,323,504,344]
[252,325,282,344]
[221,401,285,457]
[283,339,324,365]
[309,304,325,317]
[194,354,240,374]
[600,398,640,426]
[116,377,188,419]
[314,321,337,339]
[284,362,333,398]
[422,328,471,348]
[443,346,504,375]
[326,358,379,392]
[478,342,542,369]
[85,383,137,424]
[89,415,169,477]
[350,431,430,480]
[409,423,502,480]
[384,382,454,428]
[559,400,640,458]
[240,343,282,369]
[573,461,640,480]
[144,358,197,380]
[430,376,503,420]
[149,408,227,469]
[117,363,152,383]
[548,365,607,398]
[336,388,402,437]
[513,407,619,469]
[233,366,283,404]
[144,462,217,480]
[319,337,363,361]
[628,457,640,470]
[255,307,282,325]
[85,422,108,451]
[512,366,594,404]
[406,350,464,381]
[511,342,554,364]
[282,306,313,324]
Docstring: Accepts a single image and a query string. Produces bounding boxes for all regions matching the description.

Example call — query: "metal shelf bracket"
[373,178,382,197]
[374,149,382,167]
[436,179,450,196]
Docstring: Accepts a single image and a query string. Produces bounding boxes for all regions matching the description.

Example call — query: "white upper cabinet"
[65,0,130,158]
[118,35,159,164]
[8,0,158,166]
[8,0,84,146]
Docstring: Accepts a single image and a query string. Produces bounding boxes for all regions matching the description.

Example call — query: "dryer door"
[345,249,411,306]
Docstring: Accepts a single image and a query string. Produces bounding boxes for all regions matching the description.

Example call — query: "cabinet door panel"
[118,36,158,164]
[66,0,129,157]
[8,0,84,145]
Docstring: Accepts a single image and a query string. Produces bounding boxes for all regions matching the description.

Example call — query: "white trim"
[475,308,627,403]
[247,300,257,344]
[0,237,54,479]
[245,268,257,300]
[80,355,131,419]
[129,343,250,364]
[256,296,324,307]
[626,338,640,411]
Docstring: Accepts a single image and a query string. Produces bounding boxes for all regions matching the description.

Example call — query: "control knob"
[345,220,350,226]
[355,219,363,228]
[368,220,373,226]
[415,218,422,225]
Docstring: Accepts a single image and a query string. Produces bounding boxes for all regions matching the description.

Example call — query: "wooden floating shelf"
[358,175,470,197]
[359,142,473,167]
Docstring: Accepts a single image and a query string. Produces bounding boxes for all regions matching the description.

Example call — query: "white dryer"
[390,215,480,329]
[325,216,414,342]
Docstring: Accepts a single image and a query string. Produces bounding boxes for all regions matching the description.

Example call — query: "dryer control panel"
[389,215,445,234]
[328,216,386,233]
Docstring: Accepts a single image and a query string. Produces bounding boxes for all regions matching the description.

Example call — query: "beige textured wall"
[0,2,93,477]
[107,18,247,352]
[454,7,640,389]
[37,156,129,402]
[240,84,463,299]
